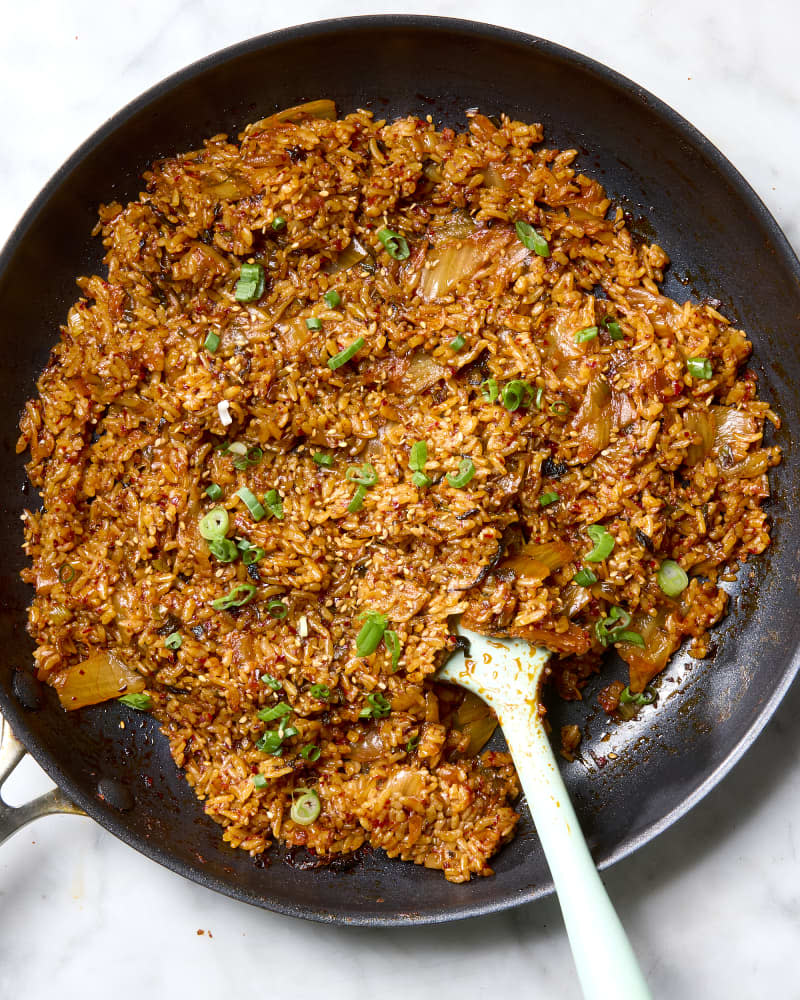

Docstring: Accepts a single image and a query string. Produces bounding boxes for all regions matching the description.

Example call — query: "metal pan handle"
[0,716,85,845]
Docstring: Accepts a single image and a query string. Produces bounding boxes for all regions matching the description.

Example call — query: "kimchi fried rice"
[17,102,780,881]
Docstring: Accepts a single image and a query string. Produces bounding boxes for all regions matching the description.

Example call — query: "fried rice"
[17,102,780,881]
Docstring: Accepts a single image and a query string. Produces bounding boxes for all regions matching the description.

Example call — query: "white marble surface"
[1,2,799,997]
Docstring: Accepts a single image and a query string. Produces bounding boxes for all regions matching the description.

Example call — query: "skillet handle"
[0,716,85,845]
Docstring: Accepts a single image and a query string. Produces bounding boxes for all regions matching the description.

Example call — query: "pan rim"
[1,13,799,926]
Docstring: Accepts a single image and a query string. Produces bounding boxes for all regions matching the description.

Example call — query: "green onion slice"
[575,326,598,343]
[449,334,465,351]
[234,262,266,302]
[241,544,265,566]
[264,488,284,520]
[300,743,321,762]
[327,336,365,370]
[549,400,570,417]
[309,684,330,700]
[411,471,432,488]
[261,673,282,691]
[232,445,263,471]
[290,788,321,825]
[272,216,286,231]
[657,560,689,597]
[164,632,182,651]
[356,611,388,657]
[312,452,334,467]
[205,483,223,500]
[447,457,475,489]
[406,735,420,753]
[58,563,77,585]
[481,378,499,403]
[515,220,550,257]
[687,357,713,379]
[204,331,221,353]
[501,379,534,412]
[619,686,656,706]
[377,228,410,260]
[199,506,229,540]
[347,484,367,513]
[252,774,268,789]
[539,491,559,507]
[323,289,341,308]
[267,598,288,620]
[346,463,378,487]
[595,606,631,645]
[585,524,615,562]
[306,317,322,331]
[118,692,152,711]
[208,537,238,563]
[384,629,402,671]
[359,692,391,719]
[211,583,257,611]
[533,386,544,409]
[236,487,265,521]
[605,318,624,340]
[573,567,598,587]
[409,441,428,472]
[258,702,291,723]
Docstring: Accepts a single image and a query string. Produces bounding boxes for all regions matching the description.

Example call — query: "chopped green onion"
[356,611,388,657]
[616,631,646,647]
[267,598,288,620]
[539,492,559,507]
[359,692,391,719]
[327,336,365,370]
[204,331,221,353]
[58,563,77,585]
[384,629,402,671]
[377,228,410,260]
[264,488,284,520]
[412,471,432,487]
[481,378,499,403]
[234,262,265,302]
[449,334,466,351]
[258,701,292,723]
[306,317,322,331]
[199,507,229,540]
[290,788,321,825]
[164,632,182,651]
[549,401,570,417]
[687,357,713,379]
[232,445,263,471]
[585,524,615,562]
[241,544,265,565]
[261,673,282,691]
[236,487,265,521]
[573,567,598,587]
[657,560,689,597]
[300,743,321,761]
[595,606,631,645]
[406,735,420,753]
[323,289,341,308]
[211,583,257,611]
[515,220,550,257]
[312,452,334,467]
[272,216,286,231]
[309,684,330,700]
[605,318,624,340]
[118,692,152,711]
[447,457,475,489]
[205,483,223,500]
[256,716,298,756]
[533,386,544,409]
[409,441,428,472]
[348,484,367,512]
[346,463,378,487]
[619,686,656,706]
[501,379,534,412]
[252,774,268,789]
[208,538,238,562]
[575,326,598,343]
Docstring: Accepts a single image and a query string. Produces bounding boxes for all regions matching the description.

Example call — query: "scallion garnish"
[234,262,265,302]
[409,441,427,472]
[290,788,321,825]
[272,216,286,231]
[412,471,432,488]
[359,692,391,719]
[300,743,321,762]
[605,318,624,340]
[58,563,77,585]
[211,583,257,611]
[264,488,284,520]
[205,483,223,500]
[447,457,475,489]
[687,357,713,379]
[657,560,689,597]
[199,507,229,540]
[481,378,499,403]
[406,734,420,753]
[595,606,644,648]
[253,774,268,789]
[384,629,402,671]
[241,543,265,565]
[549,400,570,417]
[539,492,559,507]
[261,673,282,691]
[533,386,544,409]
[204,331,221,353]
[258,701,291,723]
[208,537,238,562]
[312,452,334,467]
[515,220,550,257]
[377,228,410,260]
[346,463,378,487]
[356,610,388,657]
[575,326,598,343]
[501,380,534,412]
[256,716,298,756]
[231,445,263,471]
[573,567,598,587]
[236,487,266,521]
[118,692,152,711]
[267,598,288,620]
[585,524,615,562]
[323,289,341,308]
[619,686,656,706]
[309,684,330,700]
[306,317,322,331]
[164,632,182,651]
[347,484,367,512]
[327,336,365,370]
[449,334,466,351]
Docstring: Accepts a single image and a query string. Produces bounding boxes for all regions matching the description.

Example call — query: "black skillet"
[1,16,798,926]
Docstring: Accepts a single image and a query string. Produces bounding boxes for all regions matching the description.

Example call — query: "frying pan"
[0,15,798,927]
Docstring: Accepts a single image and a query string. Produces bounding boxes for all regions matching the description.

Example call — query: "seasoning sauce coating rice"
[18,103,779,881]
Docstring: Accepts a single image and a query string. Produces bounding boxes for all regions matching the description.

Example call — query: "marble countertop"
[1,2,798,997]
